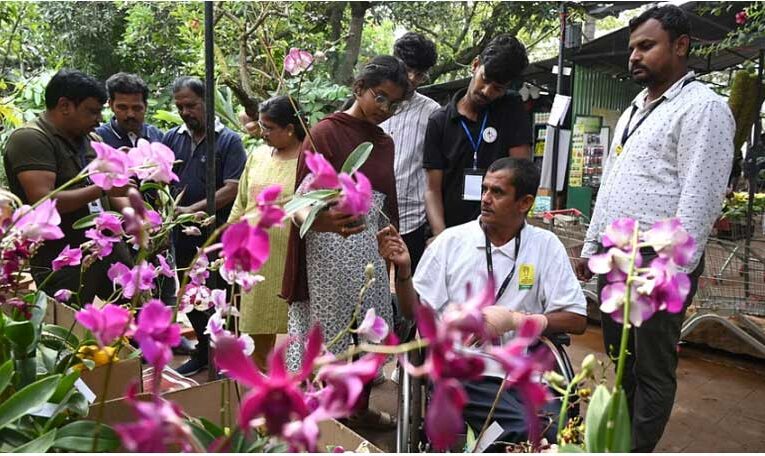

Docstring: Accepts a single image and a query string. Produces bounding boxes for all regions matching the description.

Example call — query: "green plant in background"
[282,76,351,125]
[727,70,764,184]
[721,192,765,222]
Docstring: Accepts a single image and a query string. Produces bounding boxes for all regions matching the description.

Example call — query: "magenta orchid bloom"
[214,326,323,436]
[256,184,286,228]
[75,303,133,348]
[52,245,82,271]
[315,353,385,418]
[155,253,174,278]
[94,212,124,236]
[221,220,270,273]
[355,308,389,343]
[133,299,181,370]
[335,172,372,216]
[641,257,691,314]
[599,281,656,327]
[108,261,158,299]
[736,10,747,25]
[11,199,64,243]
[642,218,695,267]
[601,217,637,250]
[88,142,132,190]
[54,289,73,302]
[115,384,193,452]
[127,139,179,183]
[282,415,320,452]
[284,48,314,76]
[219,265,264,292]
[305,151,340,190]
[426,378,468,451]
[441,278,495,339]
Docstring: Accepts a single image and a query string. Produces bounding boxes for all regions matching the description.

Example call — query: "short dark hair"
[479,34,529,85]
[106,72,149,104]
[171,76,204,98]
[259,95,307,141]
[44,69,107,109]
[629,5,691,52]
[353,55,413,100]
[393,32,437,72]
[487,157,540,200]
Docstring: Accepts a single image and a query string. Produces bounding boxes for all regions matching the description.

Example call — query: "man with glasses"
[423,35,532,240]
[380,32,441,273]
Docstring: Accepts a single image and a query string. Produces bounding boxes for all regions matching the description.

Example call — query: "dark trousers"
[402,223,427,273]
[599,250,703,452]
[463,377,560,449]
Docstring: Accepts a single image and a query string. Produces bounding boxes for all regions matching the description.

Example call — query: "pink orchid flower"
[314,353,385,419]
[133,299,181,370]
[599,281,656,327]
[84,227,118,259]
[156,253,174,278]
[601,217,637,250]
[355,308,389,343]
[305,151,340,190]
[94,212,124,236]
[642,218,695,267]
[11,199,64,243]
[88,142,133,190]
[115,384,193,452]
[256,184,286,228]
[441,278,495,339]
[54,289,73,302]
[52,245,82,271]
[736,10,747,25]
[221,220,270,273]
[213,326,323,436]
[127,139,178,183]
[108,261,157,299]
[218,265,264,292]
[75,303,133,348]
[335,172,372,216]
[284,48,314,76]
[282,414,320,452]
[641,257,691,314]
[426,378,468,451]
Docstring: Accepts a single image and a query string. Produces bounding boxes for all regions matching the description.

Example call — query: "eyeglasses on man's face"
[257,120,281,134]
[369,88,404,114]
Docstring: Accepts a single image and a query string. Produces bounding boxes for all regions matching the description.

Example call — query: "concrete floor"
[173,324,765,453]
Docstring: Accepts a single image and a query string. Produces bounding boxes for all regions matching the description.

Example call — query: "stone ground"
[173,323,765,453]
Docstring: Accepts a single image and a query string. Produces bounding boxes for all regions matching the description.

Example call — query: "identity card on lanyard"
[460,112,495,202]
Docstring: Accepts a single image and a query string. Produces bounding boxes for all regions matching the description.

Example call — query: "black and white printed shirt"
[379,91,440,234]
[583,72,735,271]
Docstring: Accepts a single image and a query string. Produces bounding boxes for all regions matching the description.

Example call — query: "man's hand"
[311,207,365,238]
[105,179,138,198]
[376,225,411,271]
[175,205,194,216]
[574,257,594,281]
[482,306,521,339]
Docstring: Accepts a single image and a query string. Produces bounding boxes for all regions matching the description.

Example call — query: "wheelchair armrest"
[545,333,571,347]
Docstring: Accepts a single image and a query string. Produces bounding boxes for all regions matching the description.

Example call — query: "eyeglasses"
[257,120,280,134]
[408,69,430,84]
[369,88,404,114]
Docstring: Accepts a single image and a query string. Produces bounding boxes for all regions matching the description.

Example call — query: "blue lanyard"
[460,112,488,168]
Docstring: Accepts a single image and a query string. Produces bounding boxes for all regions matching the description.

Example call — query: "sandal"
[341,408,397,430]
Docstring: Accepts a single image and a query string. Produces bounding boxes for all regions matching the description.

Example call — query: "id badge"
[462,168,484,201]
[87,198,104,215]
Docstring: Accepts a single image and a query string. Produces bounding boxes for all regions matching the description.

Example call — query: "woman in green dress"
[229,95,305,370]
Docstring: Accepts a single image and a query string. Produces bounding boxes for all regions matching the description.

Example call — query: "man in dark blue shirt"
[95,72,164,148]
[163,76,246,376]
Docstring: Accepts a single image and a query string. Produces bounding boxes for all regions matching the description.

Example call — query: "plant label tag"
[87,198,104,215]
[75,378,97,404]
[474,421,504,453]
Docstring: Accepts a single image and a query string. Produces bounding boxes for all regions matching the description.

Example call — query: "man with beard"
[96,72,163,148]
[423,34,532,239]
[163,76,246,376]
[575,5,734,452]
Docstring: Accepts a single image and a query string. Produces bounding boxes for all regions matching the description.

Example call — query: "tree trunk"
[333,1,369,85]
[327,2,346,77]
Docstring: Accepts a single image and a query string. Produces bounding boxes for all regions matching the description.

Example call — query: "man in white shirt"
[379,32,441,272]
[379,157,587,444]
[574,5,734,452]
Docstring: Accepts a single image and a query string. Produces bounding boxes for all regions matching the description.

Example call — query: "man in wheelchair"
[378,157,587,447]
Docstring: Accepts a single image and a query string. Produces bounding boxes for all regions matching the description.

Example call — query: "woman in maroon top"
[282,56,412,428]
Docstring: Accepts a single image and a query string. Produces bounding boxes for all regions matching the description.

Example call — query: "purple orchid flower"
[54,289,73,302]
[355,308,389,343]
[127,139,179,183]
[52,245,82,271]
[221,220,270,274]
[132,299,181,370]
[284,48,314,76]
[75,303,133,348]
[426,378,468,451]
[642,218,696,267]
[601,217,637,250]
[108,261,157,299]
[88,142,133,190]
[335,172,372,216]
[115,383,193,452]
[314,353,385,419]
[256,184,286,229]
[305,151,340,190]
[10,199,64,243]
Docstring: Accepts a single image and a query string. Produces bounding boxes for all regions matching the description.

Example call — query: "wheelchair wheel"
[396,343,425,452]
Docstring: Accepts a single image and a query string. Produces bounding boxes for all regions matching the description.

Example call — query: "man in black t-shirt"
[423,35,532,237]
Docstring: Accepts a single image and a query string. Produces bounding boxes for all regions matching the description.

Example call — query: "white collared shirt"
[413,219,587,378]
[379,92,440,234]
[582,72,734,271]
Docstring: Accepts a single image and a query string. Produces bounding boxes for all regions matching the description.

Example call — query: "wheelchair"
[395,331,578,453]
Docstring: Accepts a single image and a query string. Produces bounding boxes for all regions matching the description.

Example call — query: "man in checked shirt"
[575,5,734,452]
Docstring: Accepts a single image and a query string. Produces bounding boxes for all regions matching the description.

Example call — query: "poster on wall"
[568,116,602,188]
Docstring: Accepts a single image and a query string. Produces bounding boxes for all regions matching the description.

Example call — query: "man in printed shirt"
[96,72,164,148]
[575,6,734,452]
[379,32,440,272]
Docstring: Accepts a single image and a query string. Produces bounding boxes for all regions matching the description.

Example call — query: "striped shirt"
[380,91,441,234]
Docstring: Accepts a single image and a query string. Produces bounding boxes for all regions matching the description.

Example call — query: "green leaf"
[584,384,610,452]
[559,443,586,452]
[466,423,477,452]
[0,375,61,429]
[11,429,56,453]
[153,109,184,126]
[299,202,326,238]
[53,421,120,452]
[340,142,373,174]
[199,417,224,437]
[606,390,631,453]
[0,360,13,394]
[50,371,81,403]
[28,293,48,328]
[71,213,100,230]
[5,321,36,355]
[188,421,216,449]
[41,324,80,349]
